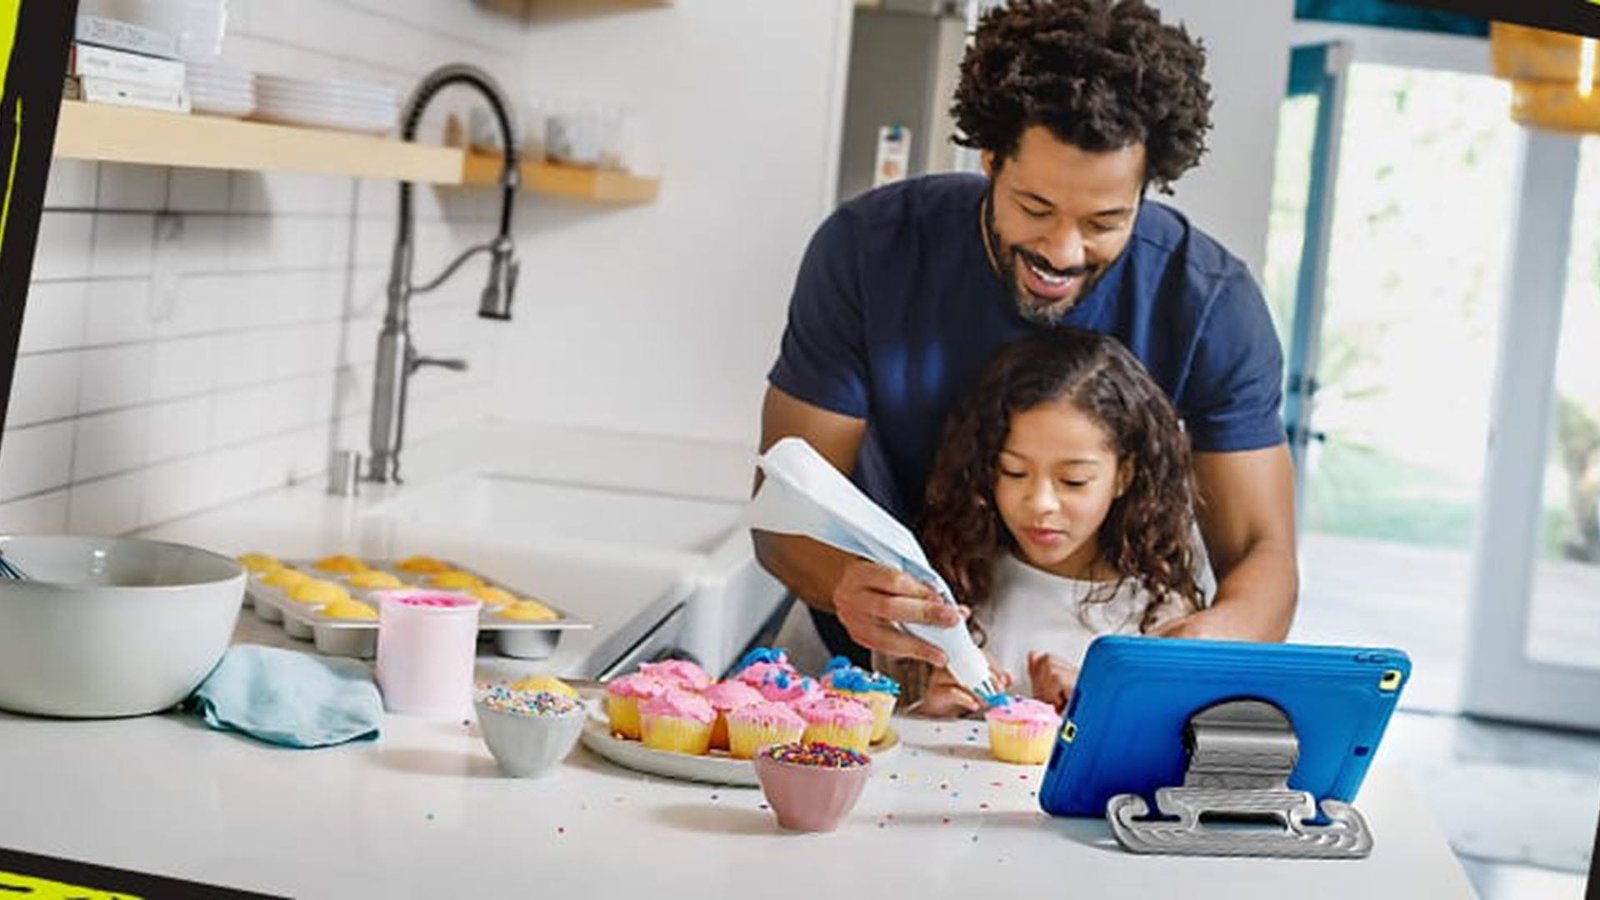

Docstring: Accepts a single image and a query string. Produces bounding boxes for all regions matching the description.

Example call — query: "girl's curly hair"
[919,328,1204,638]
[951,0,1213,193]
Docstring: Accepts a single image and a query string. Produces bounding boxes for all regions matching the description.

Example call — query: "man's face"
[982,126,1146,325]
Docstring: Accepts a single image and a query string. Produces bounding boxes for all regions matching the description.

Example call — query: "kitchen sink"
[365,473,745,559]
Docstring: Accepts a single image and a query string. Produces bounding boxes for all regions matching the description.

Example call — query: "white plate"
[578,708,899,787]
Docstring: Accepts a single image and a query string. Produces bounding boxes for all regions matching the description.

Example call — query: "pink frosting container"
[753,747,873,833]
[374,590,482,717]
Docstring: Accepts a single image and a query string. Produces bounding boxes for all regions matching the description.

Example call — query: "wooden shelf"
[51,100,662,204]
[462,153,660,204]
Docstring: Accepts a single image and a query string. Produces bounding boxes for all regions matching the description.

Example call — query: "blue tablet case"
[1037,636,1410,818]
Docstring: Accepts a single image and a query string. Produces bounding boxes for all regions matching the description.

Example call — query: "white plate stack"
[186,60,254,118]
[252,74,400,134]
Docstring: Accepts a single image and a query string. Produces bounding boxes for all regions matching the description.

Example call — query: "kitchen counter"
[0,707,1473,898]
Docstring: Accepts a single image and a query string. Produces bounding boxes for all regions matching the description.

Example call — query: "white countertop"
[0,707,1473,898]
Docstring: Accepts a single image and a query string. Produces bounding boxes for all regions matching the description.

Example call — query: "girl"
[894,328,1206,716]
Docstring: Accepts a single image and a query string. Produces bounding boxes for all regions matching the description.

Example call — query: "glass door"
[1464,130,1600,731]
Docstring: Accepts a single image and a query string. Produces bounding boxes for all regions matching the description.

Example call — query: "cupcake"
[508,674,578,700]
[475,683,586,778]
[793,696,874,753]
[699,680,765,751]
[985,696,1061,765]
[320,598,378,620]
[429,570,483,590]
[347,569,404,591]
[730,646,797,688]
[752,670,823,706]
[603,673,671,740]
[289,578,351,606]
[753,742,873,833]
[726,700,807,760]
[821,656,900,743]
[261,567,310,591]
[236,552,280,573]
[313,554,367,574]
[470,585,517,609]
[396,554,449,574]
[638,689,716,756]
[499,600,559,621]
[637,659,713,692]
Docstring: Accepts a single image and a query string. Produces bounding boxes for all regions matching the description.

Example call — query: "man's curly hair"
[952,0,1213,192]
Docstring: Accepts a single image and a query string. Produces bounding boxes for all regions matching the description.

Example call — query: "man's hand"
[833,559,963,667]
[1150,606,1236,640]
[1027,651,1080,712]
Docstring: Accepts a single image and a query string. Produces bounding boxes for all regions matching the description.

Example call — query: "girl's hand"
[909,657,1014,719]
[1027,651,1079,712]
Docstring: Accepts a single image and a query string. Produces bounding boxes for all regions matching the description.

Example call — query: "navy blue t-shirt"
[768,173,1285,525]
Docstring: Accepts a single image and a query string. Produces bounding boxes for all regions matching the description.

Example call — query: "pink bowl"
[753,754,872,833]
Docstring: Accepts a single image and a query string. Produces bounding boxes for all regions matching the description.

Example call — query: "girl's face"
[993,400,1129,580]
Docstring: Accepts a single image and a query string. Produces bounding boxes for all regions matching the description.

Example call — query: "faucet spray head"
[479,239,518,321]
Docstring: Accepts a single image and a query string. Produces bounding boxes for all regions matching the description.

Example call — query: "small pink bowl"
[753,753,872,833]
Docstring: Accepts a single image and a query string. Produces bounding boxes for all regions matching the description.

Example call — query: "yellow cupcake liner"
[640,715,713,756]
[830,689,896,743]
[606,695,643,740]
[801,721,873,753]
[987,720,1056,765]
[727,720,806,760]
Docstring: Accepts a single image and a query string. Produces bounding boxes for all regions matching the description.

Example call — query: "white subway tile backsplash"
[145,397,211,463]
[140,455,219,526]
[67,472,142,536]
[6,353,83,427]
[149,336,216,400]
[98,164,169,211]
[15,282,88,353]
[167,169,233,213]
[71,409,149,481]
[231,171,356,217]
[83,279,155,346]
[77,344,154,414]
[32,213,93,280]
[0,488,70,533]
[90,213,156,278]
[43,160,99,209]
[0,422,75,501]
[211,331,272,390]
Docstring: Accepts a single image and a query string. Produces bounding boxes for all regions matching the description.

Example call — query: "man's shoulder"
[837,172,987,235]
[1129,200,1251,289]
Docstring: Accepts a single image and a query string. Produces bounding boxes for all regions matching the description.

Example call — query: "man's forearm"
[1206,537,1298,641]
[751,530,855,613]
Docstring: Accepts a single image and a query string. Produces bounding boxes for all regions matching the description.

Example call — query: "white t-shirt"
[975,553,1194,695]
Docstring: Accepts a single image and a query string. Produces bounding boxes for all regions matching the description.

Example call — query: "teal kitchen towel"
[190,645,382,748]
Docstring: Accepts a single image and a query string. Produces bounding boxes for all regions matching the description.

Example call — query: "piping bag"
[745,436,1004,705]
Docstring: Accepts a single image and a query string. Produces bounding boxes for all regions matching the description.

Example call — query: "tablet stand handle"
[1106,699,1374,859]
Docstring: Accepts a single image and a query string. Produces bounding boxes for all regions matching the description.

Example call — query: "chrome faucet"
[367,63,521,484]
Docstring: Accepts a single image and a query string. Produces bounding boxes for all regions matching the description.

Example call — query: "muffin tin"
[244,556,591,660]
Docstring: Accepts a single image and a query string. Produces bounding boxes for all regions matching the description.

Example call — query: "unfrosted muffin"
[639,690,716,756]
[347,569,404,590]
[499,600,558,621]
[985,696,1060,765]
[396,554,449,574]
[313,554,367,574]
[290,579,351,606]
[320,598,378,620]
[726,699,806,760]
[428,570,483,590]
[470,585,517,609]
[508,674,578,700]
[260,567,310,591]
[237,552,281,573]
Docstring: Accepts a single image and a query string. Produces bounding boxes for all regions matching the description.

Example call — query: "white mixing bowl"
[0,535,245,717]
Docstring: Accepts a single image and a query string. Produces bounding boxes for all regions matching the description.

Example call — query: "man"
[755,0,1297,673]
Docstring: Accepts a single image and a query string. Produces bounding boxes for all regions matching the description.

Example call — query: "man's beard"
[983,187,1102,327]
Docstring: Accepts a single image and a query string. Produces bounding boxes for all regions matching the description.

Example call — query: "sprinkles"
[476,684,581,717]
[760,741,871,769]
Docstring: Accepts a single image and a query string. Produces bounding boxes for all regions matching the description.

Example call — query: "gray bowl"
[476,699,585,778]
[0,535,245,718]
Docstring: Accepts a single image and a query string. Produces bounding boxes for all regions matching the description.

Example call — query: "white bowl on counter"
[0,535,245,718]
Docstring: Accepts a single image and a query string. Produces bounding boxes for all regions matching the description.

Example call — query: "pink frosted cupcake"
[603,673,671,740]
[752,670,823,706]
[730,646,797,689]
[792,695,874,753]
[639,689,717,756]
[637,659,713,692]
[699,679,765,751]
[985,696,1061,764]
[726,700,807,760]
